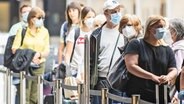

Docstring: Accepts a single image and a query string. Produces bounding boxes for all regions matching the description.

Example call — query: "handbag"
[64,77,78,99]
[107,55,128,92]
[107,39,143,92]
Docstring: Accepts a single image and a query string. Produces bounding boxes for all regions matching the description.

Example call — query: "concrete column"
[31,0,36,7]
[134,0,142,21]
[165,0,171,18]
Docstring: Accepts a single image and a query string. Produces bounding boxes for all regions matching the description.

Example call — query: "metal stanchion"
[78,84,83,104]
[20,71,26,104]
[5,69,11,104]
[131,95,140,104]
[155,85,159,104]
[164,85,167,104]
[55,79,61,104]
[101,88,108,104]
[37,75,43,104]
[84,35,90,104]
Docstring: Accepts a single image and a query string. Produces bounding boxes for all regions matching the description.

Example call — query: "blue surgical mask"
[34,18,44,28]
[22,12,29,22]
[111,12,121,25]
[154,28,166,40]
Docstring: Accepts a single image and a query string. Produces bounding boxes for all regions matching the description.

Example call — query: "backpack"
[63,21,69,46]
[4,28,26,72]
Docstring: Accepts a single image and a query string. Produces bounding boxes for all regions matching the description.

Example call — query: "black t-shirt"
[124,39,176,103]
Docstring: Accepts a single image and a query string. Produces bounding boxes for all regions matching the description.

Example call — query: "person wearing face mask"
[119,14,142,48]
[166,18,184,104]
[65,6,96,83]
[58,1,82,65]
[9,5,31,36]
[124,15,177,103]
[8,4,31,104]
[12,7,50,104]
[90,0,124,104]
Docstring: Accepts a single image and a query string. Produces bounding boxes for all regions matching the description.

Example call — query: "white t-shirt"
[98,25,125,77]
[59,23,78,43]
[66,28,92,81]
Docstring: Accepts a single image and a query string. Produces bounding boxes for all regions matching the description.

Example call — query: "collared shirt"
[12,26,50,63]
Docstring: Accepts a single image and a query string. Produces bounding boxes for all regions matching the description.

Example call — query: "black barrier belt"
[42,79,55,87]
[107,92,131,103]
[139,100,155,104]
[11,72,19,77]
[90,90,101,96]
[107,92,155,104]
[24,75,37,81]
[61,83,78,90]
[0,69,6,73]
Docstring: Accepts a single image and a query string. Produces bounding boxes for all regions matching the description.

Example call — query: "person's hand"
[171,96,179,104]
[159,75,171,85]
[150,74,161,84]
[32,52,41,64]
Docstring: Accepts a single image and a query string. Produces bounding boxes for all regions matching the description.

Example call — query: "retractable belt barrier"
[0,66,167,104]
[0,35,171,104]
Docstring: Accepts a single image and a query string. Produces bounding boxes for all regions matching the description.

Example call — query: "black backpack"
[4,28,26,72]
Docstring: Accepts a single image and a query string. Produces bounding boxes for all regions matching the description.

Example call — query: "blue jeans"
[13,77,20,104]
[14,84,20,104]
[109,89,123,104]
[91,89,126,104]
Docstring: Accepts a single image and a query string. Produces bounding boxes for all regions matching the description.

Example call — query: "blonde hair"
[143,15,166,45]
[27,7,45,26]
[119,14,142,35]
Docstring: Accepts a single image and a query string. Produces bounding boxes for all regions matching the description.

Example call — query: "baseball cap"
[103,0,123,10]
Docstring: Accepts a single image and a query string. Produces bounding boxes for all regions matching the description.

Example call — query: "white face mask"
[34,18,44,28]
[163,30,173,45]
[122,26,136,39]
[84,18,94,29]
[22,12,29,22]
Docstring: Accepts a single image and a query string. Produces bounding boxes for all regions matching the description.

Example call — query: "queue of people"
[7,0,184,104]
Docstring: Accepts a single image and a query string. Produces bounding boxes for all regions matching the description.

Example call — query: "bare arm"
[65,41,74,65]
[58,42,65,64]
[124,53,161,83]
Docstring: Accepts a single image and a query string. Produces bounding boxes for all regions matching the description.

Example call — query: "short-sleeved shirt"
[124,39,176,103]
[9,21,27,36]
[66,28,92,69]
[59,22,78,43]
[12,27,50,63]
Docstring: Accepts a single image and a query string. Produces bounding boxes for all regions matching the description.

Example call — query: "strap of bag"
[70,28,80,62]
[20,28,27,46]
[107,33,120,75]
